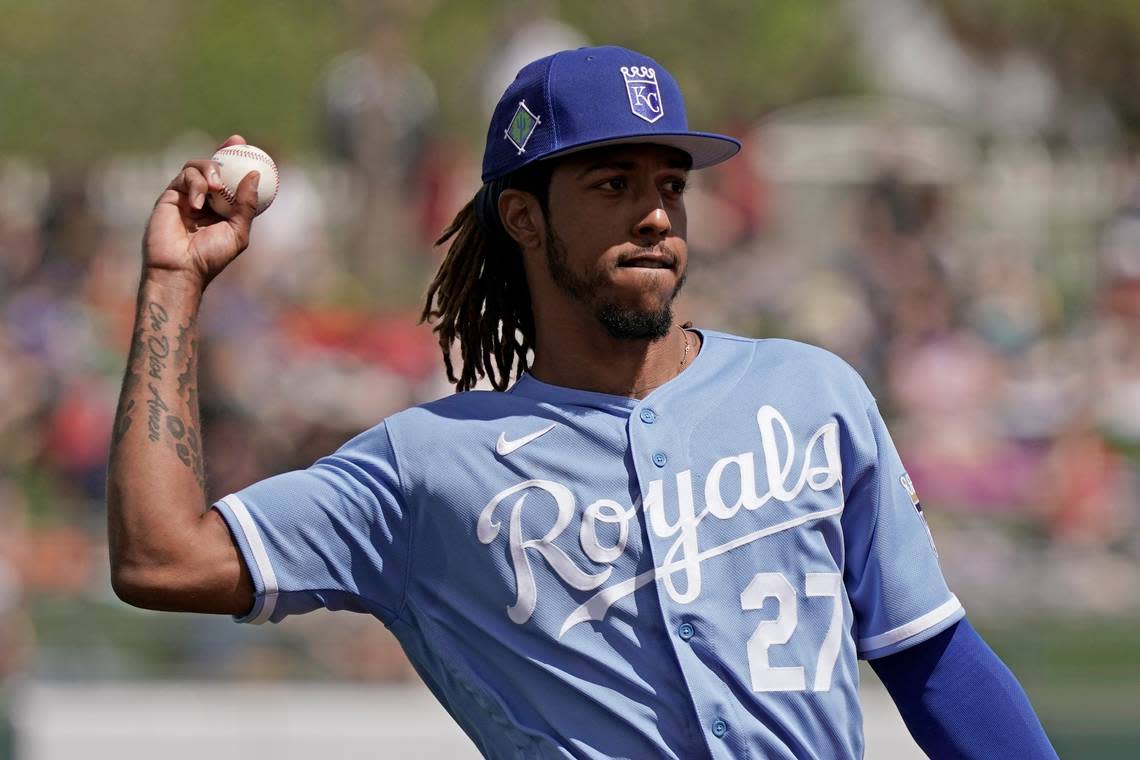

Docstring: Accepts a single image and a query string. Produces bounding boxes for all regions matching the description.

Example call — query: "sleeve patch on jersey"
[218,493,279,625]
[900,472,938,557]
[857,594,962,653]
[899,472,920,508]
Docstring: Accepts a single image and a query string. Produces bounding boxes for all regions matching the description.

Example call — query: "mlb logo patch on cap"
[505,100,541,155]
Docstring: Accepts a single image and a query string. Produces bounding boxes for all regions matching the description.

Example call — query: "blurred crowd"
[1,25,1138,699]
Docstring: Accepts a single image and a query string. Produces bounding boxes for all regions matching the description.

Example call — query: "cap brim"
[542,131,741,170]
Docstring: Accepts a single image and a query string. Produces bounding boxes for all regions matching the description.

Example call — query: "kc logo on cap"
[621,65,663,123]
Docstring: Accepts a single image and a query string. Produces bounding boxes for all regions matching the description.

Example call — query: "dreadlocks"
[420,161,553,392]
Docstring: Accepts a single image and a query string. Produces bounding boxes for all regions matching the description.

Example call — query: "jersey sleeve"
[842,399,963,659]
[211,422,410,626]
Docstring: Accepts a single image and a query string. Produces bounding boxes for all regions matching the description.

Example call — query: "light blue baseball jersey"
[213,330,962,759]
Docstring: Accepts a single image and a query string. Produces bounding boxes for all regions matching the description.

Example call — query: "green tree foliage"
[0,0,354,164]
[0,0,860,163]
[418,0,862,135]
[5,1,1140,162]
[933,0,1140,135]
[560,0,862,122]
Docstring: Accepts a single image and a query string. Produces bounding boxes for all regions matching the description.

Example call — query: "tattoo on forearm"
[146,382,169,442]
[147,302,168,332]
[175,320,193,395]
[169,316,207,491]
[166,415,191,464]
[186,425,205,492]
[112,327,144,447]
[145,303,170,380]
[113,298,208,493]
[142,302,172,442]
[112,399,135,445]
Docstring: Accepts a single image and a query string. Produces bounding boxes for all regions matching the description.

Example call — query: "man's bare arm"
[107,135,260,615]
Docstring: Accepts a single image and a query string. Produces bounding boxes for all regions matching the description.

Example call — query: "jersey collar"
[507,328,710,415]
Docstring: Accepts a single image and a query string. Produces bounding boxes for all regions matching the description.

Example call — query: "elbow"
[110,553,191,611]
[109,561,166,610]
[106,508,251,615]
[109,549,252,616]
[106,504,200,610]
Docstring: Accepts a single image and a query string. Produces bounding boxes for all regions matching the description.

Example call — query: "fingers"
[225,170,261,247]
[167,160,224,211]
[218,134,246,150]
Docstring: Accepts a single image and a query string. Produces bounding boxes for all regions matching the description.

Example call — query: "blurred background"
[1,0,1139,757]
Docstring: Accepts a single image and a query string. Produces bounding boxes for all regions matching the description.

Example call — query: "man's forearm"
[111,270,206,483]
[107,269,243,610]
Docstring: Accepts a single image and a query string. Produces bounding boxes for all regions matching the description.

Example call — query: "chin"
[592,269,686,340]
[594,301,675,341]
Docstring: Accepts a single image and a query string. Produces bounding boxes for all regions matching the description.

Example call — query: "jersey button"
[678,622,694,641]
[639,408,657,424]
[711,718,728,738]
[652,451,668,467]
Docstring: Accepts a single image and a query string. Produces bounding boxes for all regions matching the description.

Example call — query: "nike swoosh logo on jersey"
[496,423,556,456]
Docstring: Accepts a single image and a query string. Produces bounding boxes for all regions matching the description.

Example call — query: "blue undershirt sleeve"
[869,618,1058,759]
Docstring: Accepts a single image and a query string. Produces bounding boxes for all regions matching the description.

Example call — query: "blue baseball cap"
[482,46,740,183]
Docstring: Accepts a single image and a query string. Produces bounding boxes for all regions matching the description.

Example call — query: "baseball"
[208,144,279,218]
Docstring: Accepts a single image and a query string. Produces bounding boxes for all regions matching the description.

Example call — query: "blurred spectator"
[852,172,953,385]
[1062,158,1140,543]
[320,18,438,293]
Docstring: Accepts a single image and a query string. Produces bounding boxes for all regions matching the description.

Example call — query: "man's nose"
[633,206,671,241]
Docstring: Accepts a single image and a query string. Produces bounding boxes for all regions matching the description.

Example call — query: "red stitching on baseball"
[215,147,280,207]
[216,184,238,206]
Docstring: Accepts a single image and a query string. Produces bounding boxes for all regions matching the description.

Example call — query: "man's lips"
[617,249,676,270]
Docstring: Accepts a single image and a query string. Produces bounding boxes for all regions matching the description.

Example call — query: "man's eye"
[601,177,627,191]
[665,179,688,194]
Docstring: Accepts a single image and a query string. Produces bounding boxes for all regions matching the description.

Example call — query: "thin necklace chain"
[677,323,692,373]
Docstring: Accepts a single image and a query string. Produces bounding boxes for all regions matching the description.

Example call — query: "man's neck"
[527,320,697,399]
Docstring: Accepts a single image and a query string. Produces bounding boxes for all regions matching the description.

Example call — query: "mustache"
[614,242,680,266]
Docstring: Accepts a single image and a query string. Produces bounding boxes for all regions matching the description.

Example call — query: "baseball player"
[108,46,1057,758]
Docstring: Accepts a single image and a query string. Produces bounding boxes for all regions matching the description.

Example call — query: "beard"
[544,226,685,341]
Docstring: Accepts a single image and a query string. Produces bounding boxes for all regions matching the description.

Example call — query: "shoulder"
[325,391,543,484]
[702,330,842,361]
[702,331,868,390]
[379,389,545,448]
[396,389,530,424]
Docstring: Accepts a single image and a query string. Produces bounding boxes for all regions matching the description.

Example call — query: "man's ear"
[499,189,545,252]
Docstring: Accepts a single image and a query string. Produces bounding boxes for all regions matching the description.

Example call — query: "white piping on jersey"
[856,594,962,653]
[220,493,279,624]
[477,405,844,635]
[496,423,557,456]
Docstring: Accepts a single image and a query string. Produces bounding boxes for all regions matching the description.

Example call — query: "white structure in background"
[480,12,588,115]
[844,0,1058,137]
[756,96,976,187]
[14,680,925,760]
